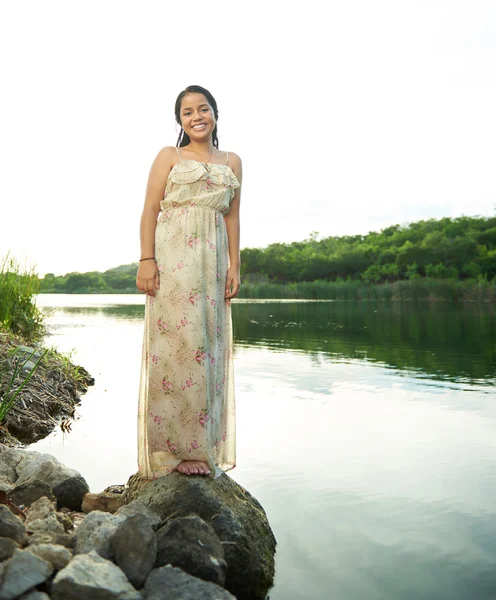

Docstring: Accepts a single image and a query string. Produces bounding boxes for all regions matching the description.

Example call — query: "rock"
[155,515,227,586]
[110,513,156,589]
[143,565,236,599]
[0,479,14,496]
[25,543,72,571]
[82,492,126,514]
[26,531,75,550]
[15,454,89,511]
[55,512,73,532]
[0,446,22,484]
[0,549,53,600]
[127,472,276,600]
[18,591,51,600]
[0,538,19,562]
[51,550,141,600]
[26,515,65,536]
[0,505,27,546]
[74,510,126,559]
[53,476,90,511]
[9,480,56,508]
[115,500,161,530]
[26,497,56,523]
[26,532,55,546]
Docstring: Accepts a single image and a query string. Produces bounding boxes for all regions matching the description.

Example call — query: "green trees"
[38,216,496,294]
[240,216,496,285]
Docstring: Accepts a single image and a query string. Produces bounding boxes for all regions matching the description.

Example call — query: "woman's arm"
[136,147,174,296]
[224,153,242,299]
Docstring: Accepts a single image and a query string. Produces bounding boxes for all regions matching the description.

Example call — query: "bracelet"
[139,257,155,262]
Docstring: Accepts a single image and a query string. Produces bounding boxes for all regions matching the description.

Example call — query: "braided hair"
[175,85,219,149]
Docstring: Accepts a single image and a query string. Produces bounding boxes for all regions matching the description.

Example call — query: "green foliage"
[35,215,496,297]
[0,255,45,340]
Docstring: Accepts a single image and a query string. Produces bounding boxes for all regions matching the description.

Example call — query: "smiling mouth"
[192,123,207,130]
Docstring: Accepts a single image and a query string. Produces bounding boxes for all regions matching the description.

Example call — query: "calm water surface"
[33,294,496,600]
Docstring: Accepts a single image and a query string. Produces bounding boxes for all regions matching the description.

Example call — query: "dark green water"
[34,295,496,600]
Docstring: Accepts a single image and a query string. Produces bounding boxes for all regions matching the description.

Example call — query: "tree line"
[40,216,496,294]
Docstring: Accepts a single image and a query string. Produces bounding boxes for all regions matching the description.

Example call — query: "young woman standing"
[136,85,242,478]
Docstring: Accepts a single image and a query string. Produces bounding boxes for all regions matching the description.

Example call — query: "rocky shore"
[0,332,94,446]
[0,445,277,599]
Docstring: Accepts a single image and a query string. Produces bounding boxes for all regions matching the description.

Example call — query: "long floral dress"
[137,156,240,479]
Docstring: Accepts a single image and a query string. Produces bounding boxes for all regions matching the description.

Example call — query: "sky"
[1,0,495,276]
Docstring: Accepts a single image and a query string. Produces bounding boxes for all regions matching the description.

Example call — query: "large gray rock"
[110,513,156,589]
[9,480,56,508]
[127,472,276,600]
[155,515,227,586]
[51,550,141,600]
[25,543,72,571]
[75,510,126,559]
[0,506,27,546]
[0,538,19,563]
[143,565,235,599]
[115,500,161,530]
[15,454,89,511]
[0,549,53,600]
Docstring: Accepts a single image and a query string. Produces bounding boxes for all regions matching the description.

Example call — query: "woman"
[136,85,242,479]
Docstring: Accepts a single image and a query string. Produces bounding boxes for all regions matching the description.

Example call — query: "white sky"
[1,0,495,276]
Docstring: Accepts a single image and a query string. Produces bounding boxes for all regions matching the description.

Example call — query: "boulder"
[25,543,72,571]
[126,472,276,600]
[110,513,156,589]
[51,550,141,600]
[115,500,161,531]
[0,506,27,546]
[8,480,55,508]
[53,476,90,511]
[74,510,126,559]
[15,454,89,511]
[0,538,19,563]
[143,565,236,599]
[0,549,53,600]
[155,515,227,586]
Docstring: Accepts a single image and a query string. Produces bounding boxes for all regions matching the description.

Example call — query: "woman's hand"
[136,260,160,297]
[225,266,240,300]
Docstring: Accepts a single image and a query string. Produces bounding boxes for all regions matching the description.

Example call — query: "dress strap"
[226,151,229,167]
[176,147,182,162]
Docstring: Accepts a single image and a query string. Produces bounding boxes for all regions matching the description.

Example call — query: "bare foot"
[176,460,211,476]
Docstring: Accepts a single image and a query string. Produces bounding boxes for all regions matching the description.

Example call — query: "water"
[33,294,496,599]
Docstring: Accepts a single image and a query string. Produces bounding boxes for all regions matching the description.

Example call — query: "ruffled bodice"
[160,160,240,215]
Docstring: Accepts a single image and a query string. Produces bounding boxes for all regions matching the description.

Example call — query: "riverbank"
[0,329,94,447]
[239,278,496,301]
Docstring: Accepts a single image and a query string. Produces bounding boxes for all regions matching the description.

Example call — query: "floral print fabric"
[138,159,240,479]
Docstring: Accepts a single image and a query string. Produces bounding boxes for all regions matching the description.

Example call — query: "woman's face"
[179,93,216,143]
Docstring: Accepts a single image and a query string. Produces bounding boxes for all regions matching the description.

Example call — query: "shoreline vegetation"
[0,255,94,447]
[39,216,496,301]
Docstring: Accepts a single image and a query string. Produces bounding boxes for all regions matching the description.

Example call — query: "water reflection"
[44,299,496,385]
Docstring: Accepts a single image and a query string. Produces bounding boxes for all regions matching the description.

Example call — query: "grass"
[0,254,45,340]
[0,346,48,424]
[238,278,496,302]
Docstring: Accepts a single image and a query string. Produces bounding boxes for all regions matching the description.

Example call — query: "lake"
[33,294,496,600]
